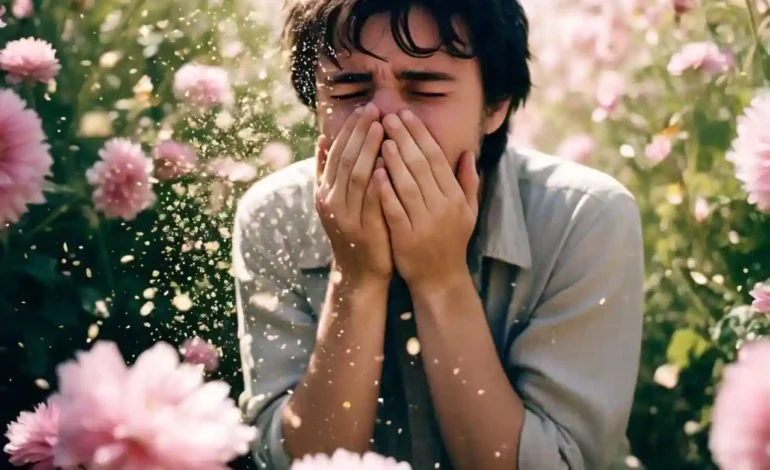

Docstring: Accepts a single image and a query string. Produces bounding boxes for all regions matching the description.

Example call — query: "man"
[234,1,644,469]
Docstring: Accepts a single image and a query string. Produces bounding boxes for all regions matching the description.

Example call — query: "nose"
[371,87,406,117]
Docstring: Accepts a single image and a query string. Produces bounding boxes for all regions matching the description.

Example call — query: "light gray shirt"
[234,146,644,470]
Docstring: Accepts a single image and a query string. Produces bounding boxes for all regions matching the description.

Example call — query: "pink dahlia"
[180,336,219,372]
[4,399,60,470]
[152,140,197,181]
[0,38,60,84]
[750,283,770,313]
[259,141,293,171]
[0,88,52,227]
[12,0,32,18]
[556,134,596,164]
[173,63,234,109]
[710,339,770,469]
[53,341,258,470]
[291,449,412,470]
[667,41,734,76]
[86,138,155,220]
[726,91,770,212]
[208,156,257,183]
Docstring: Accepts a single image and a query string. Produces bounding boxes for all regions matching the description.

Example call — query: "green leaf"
[20,331,50,379]
[666,328,711,368]
[79,286,106,316]
[42,290,81,327]
[22,253,60,286]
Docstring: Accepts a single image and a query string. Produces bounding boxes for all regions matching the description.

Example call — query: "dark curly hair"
[281,0,532,172]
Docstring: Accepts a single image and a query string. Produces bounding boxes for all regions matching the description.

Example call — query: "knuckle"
[349,171,368,188]
[339,153,355,169]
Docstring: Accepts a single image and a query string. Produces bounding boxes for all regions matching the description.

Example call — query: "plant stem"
[746,0,761,44]
[26,203,72,239]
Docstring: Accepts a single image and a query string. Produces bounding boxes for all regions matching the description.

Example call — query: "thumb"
[458,151,480,213]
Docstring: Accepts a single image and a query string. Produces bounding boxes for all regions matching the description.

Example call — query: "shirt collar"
[298,147,532,270]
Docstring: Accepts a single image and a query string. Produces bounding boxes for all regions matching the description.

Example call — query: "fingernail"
[400,109,413,121]
[365,102,377,114]
[354,106,365,115]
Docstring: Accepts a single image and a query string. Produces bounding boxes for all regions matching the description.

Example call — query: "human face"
[314,7,509,173]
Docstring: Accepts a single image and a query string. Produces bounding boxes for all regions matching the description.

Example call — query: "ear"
[483,99,512,135]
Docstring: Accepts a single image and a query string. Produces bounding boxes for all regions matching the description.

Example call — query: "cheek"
[316,100,354,139]
[413,109,471,171]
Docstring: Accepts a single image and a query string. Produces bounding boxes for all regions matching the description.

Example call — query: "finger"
[458,151,480,215]
[323,106,365,187]
[375,167,411,233]
[362,158,385,221]
[334,103,380,195]
[382,114,442,209]
[397,109,456,195]
[315,134,330,184]
[347,121,384,214]
[381,139,428,224]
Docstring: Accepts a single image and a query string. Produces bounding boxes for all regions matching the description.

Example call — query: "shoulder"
[512,147,636,207]
[235,158,316,233]
[502,147,641,256]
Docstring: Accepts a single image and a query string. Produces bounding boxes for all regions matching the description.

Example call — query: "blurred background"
[1,0,770,469]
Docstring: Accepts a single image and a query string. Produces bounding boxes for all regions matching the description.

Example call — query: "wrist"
[408,268,474,307]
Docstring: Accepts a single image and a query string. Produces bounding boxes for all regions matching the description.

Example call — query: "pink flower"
[0,88,52,227]
[594,71,624,121]
[557,134,596,164]
[0,38,60,84]
[291,449,412,470]
[86,138,156,220]
[173,63,234,109]
[259,141,293,171]
[12,0,32,18]
[672,0,695,14]
[645,135,672,163]
[208,157,257,183]
[750,283,770,313]
[726,91,770,212]
[694,196,709,222]
[4,399,59,470]
[710,339,770,469]
[180,336,219,372]
[152,140,197,181]
[0,6,7,28]
[667,42,734,76]
[53,341,258,470]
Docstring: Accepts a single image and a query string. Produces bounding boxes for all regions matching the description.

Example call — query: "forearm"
[283,277,389,459]
[412,273,525,470]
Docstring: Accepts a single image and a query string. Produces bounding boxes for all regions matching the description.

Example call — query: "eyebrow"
[324,70,456,85]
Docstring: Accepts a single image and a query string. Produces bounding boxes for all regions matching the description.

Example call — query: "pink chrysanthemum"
[667,41,734,76]
[208,157,257,183]
[710,339,770,469]
[726,91,770,212]
[556,134,596,164]
[750,283,770,313]
[173,63,234,109]
[0,88,52,228]
[152,140,197,181]
[0,37,60,84]
[180,336,220,372]
[53,341,258,470]
[86,138,156,220]
[291,449,412,470]
[4,399,60,470]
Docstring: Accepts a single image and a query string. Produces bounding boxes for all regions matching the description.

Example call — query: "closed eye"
[412,92,446,98]
[331,91,369,100]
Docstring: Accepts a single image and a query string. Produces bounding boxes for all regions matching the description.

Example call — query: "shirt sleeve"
[510,192,644,470]
[233,187,317,470]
